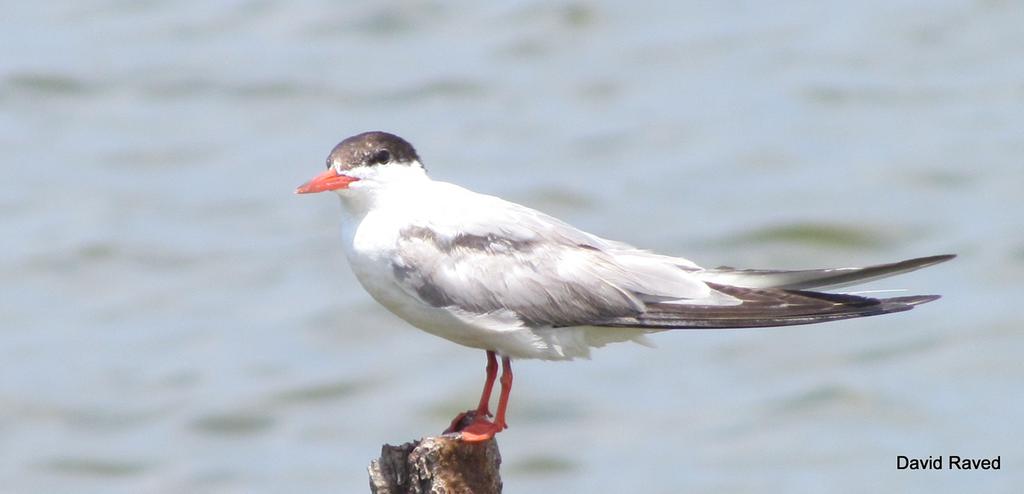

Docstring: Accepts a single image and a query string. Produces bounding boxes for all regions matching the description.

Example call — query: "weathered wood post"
[368,435,502,493]
[369,411,503,493]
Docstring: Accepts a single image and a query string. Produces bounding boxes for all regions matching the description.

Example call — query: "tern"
[297,131,953,442]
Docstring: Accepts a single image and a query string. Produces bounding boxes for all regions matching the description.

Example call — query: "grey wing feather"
[390,206,729,328]
[593,284,941,329]
[390,188,951,330]
[391,226,646,327]
[697,254,955,290]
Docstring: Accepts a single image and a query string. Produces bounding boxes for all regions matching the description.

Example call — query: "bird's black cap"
[327,131,421,171]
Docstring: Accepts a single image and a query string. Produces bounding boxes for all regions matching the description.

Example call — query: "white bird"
[296,131,953,442]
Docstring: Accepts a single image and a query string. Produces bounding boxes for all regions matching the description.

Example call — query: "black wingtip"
[883,254,956,277]
[886,294,942,306]
[918,254,957,265]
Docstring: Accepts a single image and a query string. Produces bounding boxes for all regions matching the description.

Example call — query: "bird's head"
[296,131,425,195]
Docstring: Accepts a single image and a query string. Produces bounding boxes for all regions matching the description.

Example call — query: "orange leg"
[475,351,499,417]
[460,356,513,442]
[444,351,498,433]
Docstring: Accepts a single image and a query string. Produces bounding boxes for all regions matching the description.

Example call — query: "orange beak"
[295,169,359,194]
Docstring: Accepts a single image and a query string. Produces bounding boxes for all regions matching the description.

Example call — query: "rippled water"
[2,1,1022,492]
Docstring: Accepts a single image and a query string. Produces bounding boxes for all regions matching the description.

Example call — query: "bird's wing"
[391,185,946,330]
[593,286,940,329]
[697,254,956,290]
[389,194,732,328]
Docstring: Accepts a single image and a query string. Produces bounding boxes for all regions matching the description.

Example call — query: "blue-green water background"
[2,1,1021,492]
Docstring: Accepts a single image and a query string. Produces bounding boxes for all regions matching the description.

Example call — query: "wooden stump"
[368,435,502,494]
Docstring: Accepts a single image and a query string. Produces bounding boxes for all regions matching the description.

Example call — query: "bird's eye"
[371,149,391,165]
